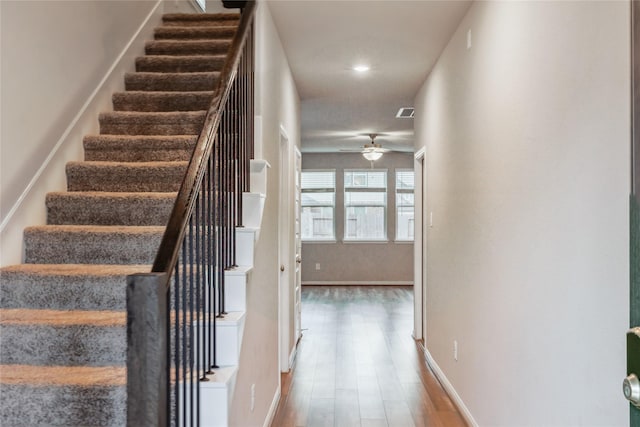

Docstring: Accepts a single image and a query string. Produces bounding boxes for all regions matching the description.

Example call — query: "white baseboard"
[263,385,281,427]
[421,345,478,427]
[288,345,297,370]
[302,281,413,286]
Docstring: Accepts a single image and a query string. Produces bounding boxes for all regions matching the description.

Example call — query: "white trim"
[0,0,163,233]
[422,346,478,427]
[415,147,426,160]
[302,281,413,286]
[288,344,297,369]
[263,385,281,427]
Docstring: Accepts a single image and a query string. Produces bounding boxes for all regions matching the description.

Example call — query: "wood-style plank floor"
[271,286,467,427]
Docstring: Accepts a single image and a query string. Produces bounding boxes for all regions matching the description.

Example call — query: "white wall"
[415,1,630,425]
[0,0,163,266]
[229,1,300,424]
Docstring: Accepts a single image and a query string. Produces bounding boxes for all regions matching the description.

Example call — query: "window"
[396,169,415,241]
[301,170,335,241]
[344,170,387,241]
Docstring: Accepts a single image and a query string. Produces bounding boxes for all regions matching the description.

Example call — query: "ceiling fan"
[340,133,391,161]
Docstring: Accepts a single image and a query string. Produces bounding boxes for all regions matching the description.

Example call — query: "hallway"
[271,286,466,427]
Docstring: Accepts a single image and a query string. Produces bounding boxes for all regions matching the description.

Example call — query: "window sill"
[302,239,337,244]
[394,240,415,244]
[342,239,389,244]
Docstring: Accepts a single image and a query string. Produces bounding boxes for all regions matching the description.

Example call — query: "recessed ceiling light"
[353,65,370,73]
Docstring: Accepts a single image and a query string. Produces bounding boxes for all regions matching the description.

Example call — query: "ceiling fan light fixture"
[353,64,370,73]
[363,151,383,161]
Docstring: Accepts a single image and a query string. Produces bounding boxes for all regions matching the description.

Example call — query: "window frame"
[343,169,388,242]
[395,169,415,242]
[301,169,336,242]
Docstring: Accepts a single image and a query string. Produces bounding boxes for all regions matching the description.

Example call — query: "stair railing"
[126,2,256,425]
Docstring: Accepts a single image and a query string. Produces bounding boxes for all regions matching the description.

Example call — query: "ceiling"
[267,0,472,153]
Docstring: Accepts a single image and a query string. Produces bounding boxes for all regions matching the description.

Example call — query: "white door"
[294,147,302,343]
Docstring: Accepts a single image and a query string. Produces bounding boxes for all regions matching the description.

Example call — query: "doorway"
[278,125,301,373]
[414,148,426,341]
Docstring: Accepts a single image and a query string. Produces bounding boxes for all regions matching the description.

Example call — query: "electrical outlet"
[453,340,458,361]
[250,383,255,412]
[315,263,320,270]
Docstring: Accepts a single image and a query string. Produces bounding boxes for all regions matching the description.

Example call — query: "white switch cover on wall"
[315,263,320,270]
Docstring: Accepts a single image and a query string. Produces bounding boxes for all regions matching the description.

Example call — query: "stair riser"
[0,273,128,311]
[136,56,226,73]
[0,324,125,366]
[113,92,214,112]
[66,164,187,192]
[83,136,196,162]
[0,385,125,426]
[154,26,236,40]
[162,18,239,28]
[24,229,163,265]
[145,41,231,56]
[99,121,204,136]
[99,111,206,126]
[125,72,218,92]
[85,147,193,162]
[47,194,175,226]
[174,317,244,367]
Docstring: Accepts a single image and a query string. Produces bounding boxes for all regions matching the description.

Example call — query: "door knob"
[280,265,285,272]
[624,374,640,406]
[296,255,301,264]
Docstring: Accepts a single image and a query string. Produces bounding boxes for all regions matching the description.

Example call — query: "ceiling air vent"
[396,107,415,119]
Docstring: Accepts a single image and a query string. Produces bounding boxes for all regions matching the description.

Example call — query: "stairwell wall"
[228,1,300,425]
[0,0,163,266]
[415,1,629,425]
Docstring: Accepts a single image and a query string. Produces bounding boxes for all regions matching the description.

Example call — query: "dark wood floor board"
[271,286,467,427]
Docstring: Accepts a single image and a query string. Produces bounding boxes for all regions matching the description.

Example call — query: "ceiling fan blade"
[339,148,365,152]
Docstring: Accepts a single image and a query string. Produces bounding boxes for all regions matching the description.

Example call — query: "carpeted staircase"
[0,12,240,426]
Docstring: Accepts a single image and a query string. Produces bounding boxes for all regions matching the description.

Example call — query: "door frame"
[278,125,293,373]
[414,147,426,341]
[630,1,639,423]
[293,146,303,345]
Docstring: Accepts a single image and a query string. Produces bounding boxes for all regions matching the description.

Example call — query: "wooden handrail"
[152,0,257,277]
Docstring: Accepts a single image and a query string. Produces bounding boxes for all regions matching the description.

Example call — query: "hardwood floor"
[271,286,467,427]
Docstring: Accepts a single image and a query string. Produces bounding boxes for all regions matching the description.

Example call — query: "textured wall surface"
[415,1,630,425]
[301,152,414,284]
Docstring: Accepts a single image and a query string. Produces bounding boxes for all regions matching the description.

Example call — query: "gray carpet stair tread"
[113,90,215,112]
[46,191,177,226]
[83,134,197,162]
[66,161,188,192]
[136,54,227,72]
[154,25,237,39]
[24,225,165,265]
[0,264,149,310]
[0,364,127,386]
[0,308,126,366]
[98,110,208,135]
[125,71,219,92]
[162,12,240,26]
[145,39,232,55]
[0,365,126,426]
